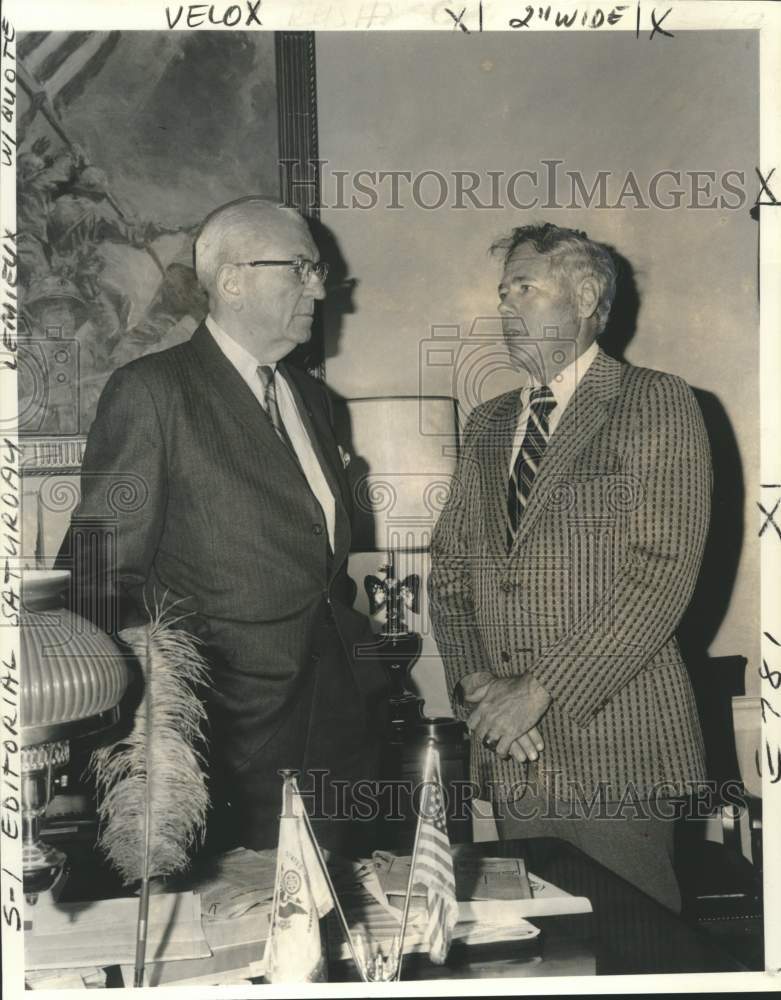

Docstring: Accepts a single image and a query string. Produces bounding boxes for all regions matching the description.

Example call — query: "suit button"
[500,580,512,593]
[500,651,511,663]
[312,523,323,536]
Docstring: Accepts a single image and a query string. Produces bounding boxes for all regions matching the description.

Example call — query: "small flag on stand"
[417,748,458,964]
[266,774,334,983]
[396,742,459,979]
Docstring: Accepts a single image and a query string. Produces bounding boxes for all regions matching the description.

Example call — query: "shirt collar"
[523,339,599,411]
[205,315,277,380]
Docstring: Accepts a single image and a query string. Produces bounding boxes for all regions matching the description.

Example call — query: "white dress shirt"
[206,316,336,550]
[508,339,599,478]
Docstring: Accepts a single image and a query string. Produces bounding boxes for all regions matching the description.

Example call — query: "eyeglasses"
[232,256,329,284]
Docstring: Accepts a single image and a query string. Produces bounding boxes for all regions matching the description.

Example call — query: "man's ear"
[216,263,242,310]
[577,276,600,320]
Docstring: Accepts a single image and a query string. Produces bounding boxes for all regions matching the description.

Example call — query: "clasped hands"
[461,672,551,765]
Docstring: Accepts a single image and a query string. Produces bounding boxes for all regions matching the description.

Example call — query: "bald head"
[194,197,307,299]
[193,196,325,363]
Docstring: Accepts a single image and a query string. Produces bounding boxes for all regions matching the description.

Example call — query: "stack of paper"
[453,901,540,946]
[26,851,280,987]
[325,882,418,962]
[25,892,209,971]
[119,907,271,988]
[184,846,277,920]
[327,899,540,962]
[516,873,592,917]
[324,853,412,962]
[24,848,585,985]
[118,849,278,986]
[326,852,541,963]
[26,966,107,990]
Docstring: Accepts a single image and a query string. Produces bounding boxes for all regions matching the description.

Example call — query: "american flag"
[415,748,458,964]
[18,32,122,113]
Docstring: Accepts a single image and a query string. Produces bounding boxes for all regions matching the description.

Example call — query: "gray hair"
[194,196,304,295]
[490,222,617,332]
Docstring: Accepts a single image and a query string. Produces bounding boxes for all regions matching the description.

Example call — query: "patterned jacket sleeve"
[529,375,712,728]
[428,410,495,721]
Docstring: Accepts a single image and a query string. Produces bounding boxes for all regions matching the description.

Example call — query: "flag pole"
[395,738,436,982]
[289,779,369,983]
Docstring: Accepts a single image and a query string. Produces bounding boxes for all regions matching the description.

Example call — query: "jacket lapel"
[477,389,523,558]
[511,349,625,548]
[190,325,351,574]
[190,323,296,465]
[279,362,352,567]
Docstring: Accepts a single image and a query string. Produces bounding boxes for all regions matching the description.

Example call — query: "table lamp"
[333,396,472,845]
[20,569,129,901]
[333,395,459,725]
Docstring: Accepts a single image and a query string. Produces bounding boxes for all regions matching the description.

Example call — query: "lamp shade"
[21,570,130,745]
[332,396,459,552]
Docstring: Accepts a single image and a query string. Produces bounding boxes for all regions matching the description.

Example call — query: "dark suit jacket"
[57,323,387,802]
[429,349,711,803]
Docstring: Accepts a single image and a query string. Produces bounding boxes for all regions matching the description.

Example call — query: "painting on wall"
[16,30,319,446]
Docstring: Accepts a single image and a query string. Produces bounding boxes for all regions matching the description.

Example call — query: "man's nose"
[498,301,515,316]
[306,274,327,300]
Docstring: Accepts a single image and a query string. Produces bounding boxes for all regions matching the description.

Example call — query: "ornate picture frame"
[18,30,320,574]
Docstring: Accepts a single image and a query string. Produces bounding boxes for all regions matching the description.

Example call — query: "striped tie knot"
[506,385,557,550]
[528,384,556,416]
[257,363,274,397]
[256,364,297,458]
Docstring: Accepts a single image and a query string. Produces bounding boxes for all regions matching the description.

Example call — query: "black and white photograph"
[1,0,779,995]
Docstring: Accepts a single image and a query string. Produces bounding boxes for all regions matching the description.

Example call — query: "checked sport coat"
[428,348,711,803]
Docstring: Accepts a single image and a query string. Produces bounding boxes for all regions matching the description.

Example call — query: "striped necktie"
[506,385,557,551]
[257,365,296,456]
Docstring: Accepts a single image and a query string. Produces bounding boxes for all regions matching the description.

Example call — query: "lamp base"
[375,629,426,739]
[21,740,70,903]
[23,839,68,902]
[374,630,422,687]
[379,716,471,848]
[388,692,427,737]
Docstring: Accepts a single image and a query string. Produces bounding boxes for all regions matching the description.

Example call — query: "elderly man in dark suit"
[429,223,711,910]
[57,197,387,853]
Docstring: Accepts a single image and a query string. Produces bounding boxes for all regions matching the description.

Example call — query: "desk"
[43,832,748,983]
[330,838,748,980]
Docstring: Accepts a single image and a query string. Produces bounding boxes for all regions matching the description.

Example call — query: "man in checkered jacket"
[429,223,711,911]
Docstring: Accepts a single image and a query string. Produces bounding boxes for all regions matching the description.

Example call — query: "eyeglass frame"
[231,256,329,284]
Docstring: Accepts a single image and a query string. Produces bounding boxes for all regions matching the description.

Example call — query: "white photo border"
[2,2,779,997]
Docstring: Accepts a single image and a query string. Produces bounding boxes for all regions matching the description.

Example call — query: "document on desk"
[454,902,540,946]
[373,851,532,900]
[454,855,533,900]
[25,891,210,970]
[327,900,540,961]
[184,846,278,920]
[520,873,593,917]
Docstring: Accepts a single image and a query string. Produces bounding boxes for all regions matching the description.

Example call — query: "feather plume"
[89,604,210,885]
